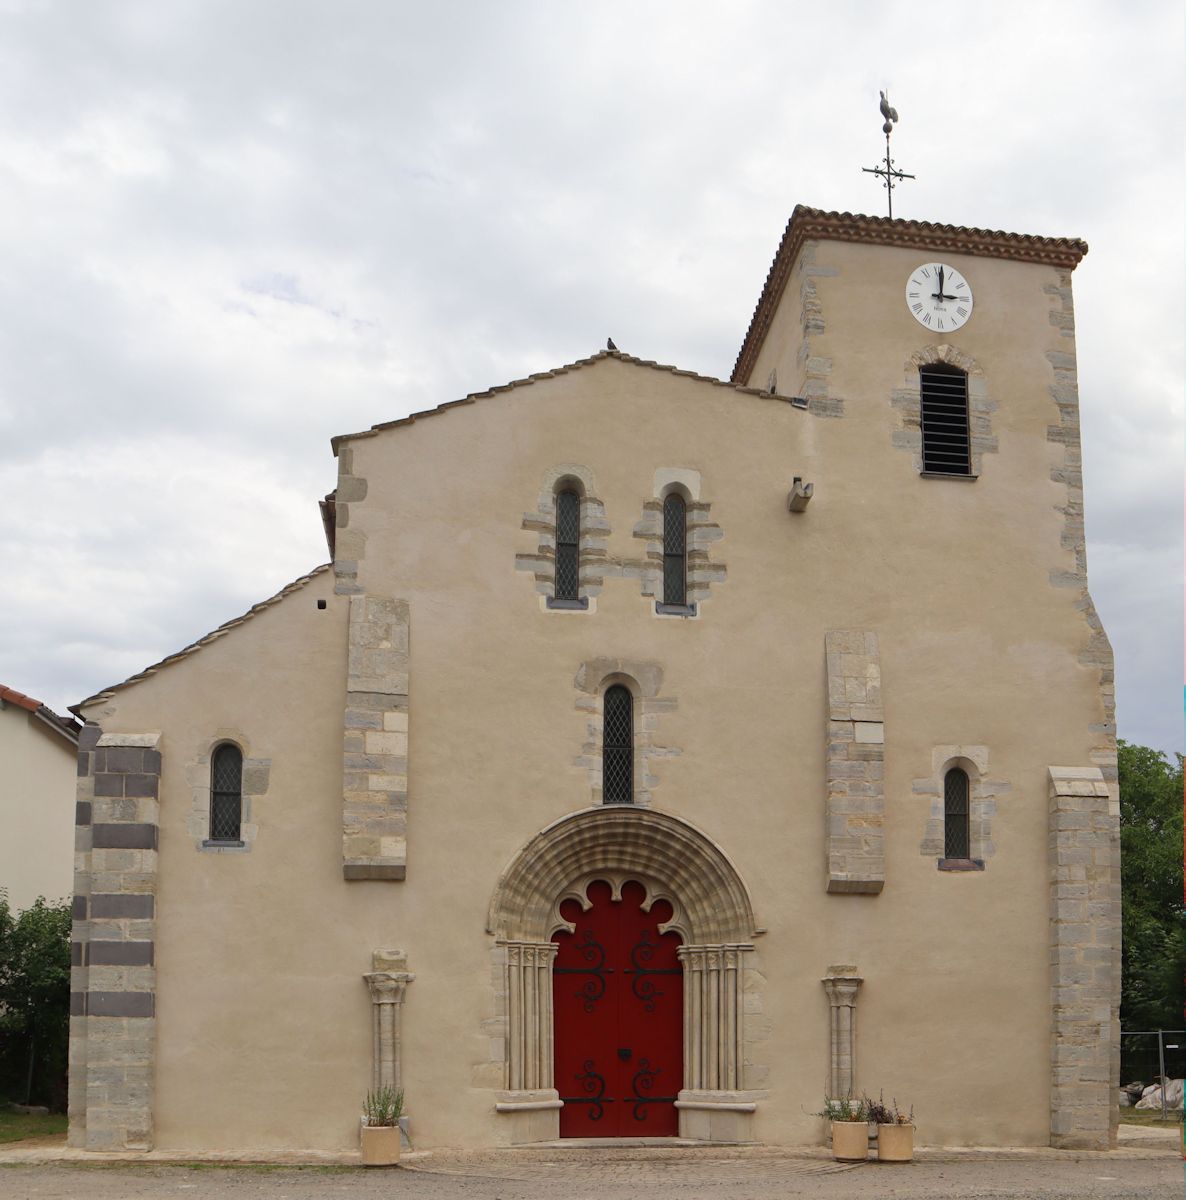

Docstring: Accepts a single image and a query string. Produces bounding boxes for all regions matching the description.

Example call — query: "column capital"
[505,940,559,967]
[364,970,415,1005]
[822,968,862,1006]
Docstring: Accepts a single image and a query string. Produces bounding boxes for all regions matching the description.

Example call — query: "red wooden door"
[553,879,683,1136]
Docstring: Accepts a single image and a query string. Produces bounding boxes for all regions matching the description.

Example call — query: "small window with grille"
[662,493,687,607]
[920,364,971,476]
[943,767,970,860]
[602,685,634,805]
[550,488,585,608]
[209,743,243,843]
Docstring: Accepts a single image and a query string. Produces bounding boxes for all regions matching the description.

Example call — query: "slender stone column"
[823,966,863,1099]
[363,950,414,1094]
[678,945,749,1092]
[504,942,558,1092]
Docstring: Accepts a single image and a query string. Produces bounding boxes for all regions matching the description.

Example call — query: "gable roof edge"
[73,563,332,714]
[331,348,804,453]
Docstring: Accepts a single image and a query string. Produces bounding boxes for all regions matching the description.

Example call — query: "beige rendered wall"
[0,703,76,912]
[79,238,1111,1153]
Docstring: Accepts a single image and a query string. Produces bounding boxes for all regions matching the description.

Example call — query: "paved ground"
[0,1133,1180,1200]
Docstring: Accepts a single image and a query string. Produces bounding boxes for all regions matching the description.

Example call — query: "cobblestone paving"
[0,1142,1180,1200]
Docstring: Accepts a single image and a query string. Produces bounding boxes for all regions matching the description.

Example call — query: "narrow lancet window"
[210,743,243,842]
[944,767,970,859]
[662,493,687,607]
[602,685,633,805]
[555,489,580,601]
[920,364,971,475]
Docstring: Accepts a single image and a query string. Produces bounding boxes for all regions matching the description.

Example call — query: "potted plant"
[866,1092,914,1162]
[361,1085,404,1166]
[818,1094,869,1162]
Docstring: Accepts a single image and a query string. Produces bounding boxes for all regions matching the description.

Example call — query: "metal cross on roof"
[861,90,915,219]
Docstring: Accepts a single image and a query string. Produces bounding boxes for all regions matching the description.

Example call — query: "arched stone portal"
[488,806,765,1143]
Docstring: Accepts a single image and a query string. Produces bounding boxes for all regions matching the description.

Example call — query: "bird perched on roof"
[879,90,898,134]
[607,337,618,351]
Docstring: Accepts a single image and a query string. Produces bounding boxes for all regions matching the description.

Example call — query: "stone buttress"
[69,728,160,1150]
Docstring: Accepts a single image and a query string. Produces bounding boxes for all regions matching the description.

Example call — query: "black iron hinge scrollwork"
[559,1059,612,1121]
[625,1057,677,1121]
[554,928,612,1012]
[623,929,680,1012]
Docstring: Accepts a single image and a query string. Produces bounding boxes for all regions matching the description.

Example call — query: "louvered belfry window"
[662,492,687,606]
[210,743,243,842]
[554,489,581,601]
[602,685,634,805]
[920,364,971,475]
[944,767,970,859]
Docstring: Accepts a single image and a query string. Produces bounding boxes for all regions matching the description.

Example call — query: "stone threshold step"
[514,1138,756,1149]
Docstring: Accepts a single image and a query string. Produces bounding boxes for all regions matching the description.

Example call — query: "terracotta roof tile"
[0,684,41,712]
[2,683,82,745]
[730,205,1089,386]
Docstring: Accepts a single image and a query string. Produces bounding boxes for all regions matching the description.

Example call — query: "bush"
[0,892,71,1111]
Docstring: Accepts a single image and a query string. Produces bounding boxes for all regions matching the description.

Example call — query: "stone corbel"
[364,950,414,1094]
[823,965,862,1100]
[787,477,814,512]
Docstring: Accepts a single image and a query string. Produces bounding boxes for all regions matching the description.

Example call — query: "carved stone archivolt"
[488,807,758,945]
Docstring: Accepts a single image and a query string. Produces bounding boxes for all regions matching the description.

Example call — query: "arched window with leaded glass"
[662,492,687,607]
[554,489,581,603]
[944,767,970,859]
[210,743,243,843]
[602,685,633,805]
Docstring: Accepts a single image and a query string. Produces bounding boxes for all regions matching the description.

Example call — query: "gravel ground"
[0,1141,1180,1200]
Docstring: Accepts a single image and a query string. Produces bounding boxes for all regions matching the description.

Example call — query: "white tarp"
[1135,1078,1184,1109]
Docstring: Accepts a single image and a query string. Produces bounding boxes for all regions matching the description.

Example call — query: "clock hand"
[938,266,945,296]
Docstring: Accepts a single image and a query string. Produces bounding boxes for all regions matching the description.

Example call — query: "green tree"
[0,892,72,1109]
[1118,740,1185,1032]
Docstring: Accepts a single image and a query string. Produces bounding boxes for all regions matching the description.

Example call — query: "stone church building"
[68,206,1119,1155]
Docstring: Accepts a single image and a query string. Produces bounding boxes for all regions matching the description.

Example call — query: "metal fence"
[1121,1029,1185,1121]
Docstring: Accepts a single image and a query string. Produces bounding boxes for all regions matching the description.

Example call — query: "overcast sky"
[0,1,1181,757]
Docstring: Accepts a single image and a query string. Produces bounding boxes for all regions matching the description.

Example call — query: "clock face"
[905,262,974,333]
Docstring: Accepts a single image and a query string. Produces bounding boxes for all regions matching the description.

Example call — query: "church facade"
[68,207,1119,1155]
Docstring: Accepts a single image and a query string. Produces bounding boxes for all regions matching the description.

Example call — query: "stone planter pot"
[876,1122,914,1162]
[361,1124,401,1166]
[831,1120,869,1162]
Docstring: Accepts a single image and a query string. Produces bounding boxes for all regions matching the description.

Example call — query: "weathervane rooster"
[879,90,898,132]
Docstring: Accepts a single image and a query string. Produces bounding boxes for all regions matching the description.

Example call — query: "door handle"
[617,1047,632,1061]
